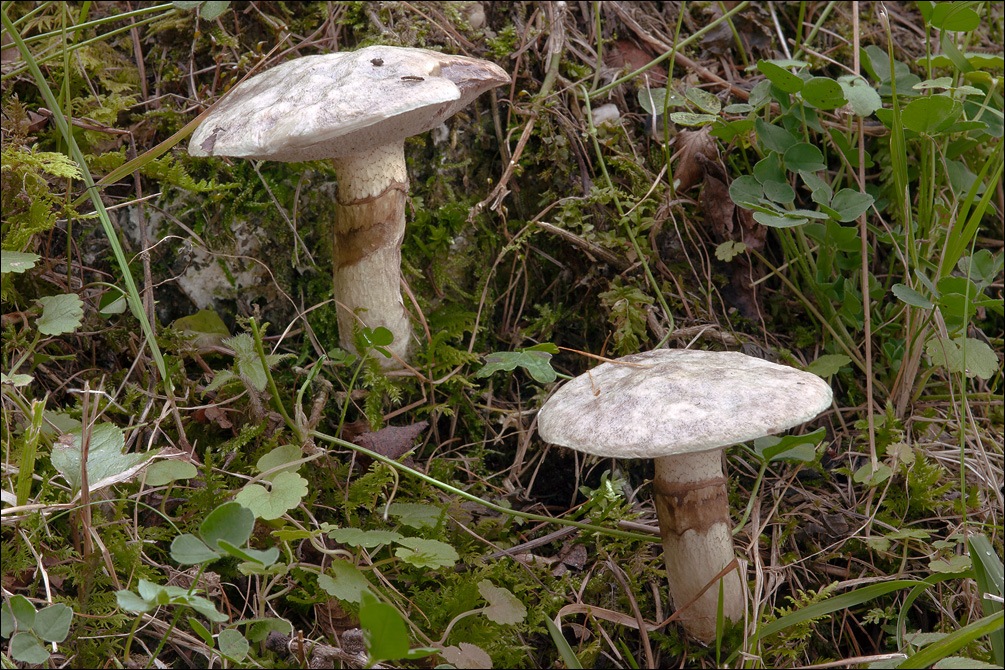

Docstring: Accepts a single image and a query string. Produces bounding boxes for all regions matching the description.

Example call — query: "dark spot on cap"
[400,75,424,82]
[200,129,219,153]
[371,58,384,66]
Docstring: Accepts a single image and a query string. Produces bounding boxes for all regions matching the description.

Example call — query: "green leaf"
[223,333,269,392]
[50,423,153,491]
[478,580,527,625]
[636,87,685,115]
[853,463,893,486]
[170,533,220,565]
[360,591,410,664]
[1,251,40,274]
[892,284,935,309]
[234,471,308,520]
[394,537,459,569]
[715,240,747,262]
[837,75,883,116]
[32,604,72,643]
[926,336,999,379]
[927,2,981,31]
[116,589,154,613]
[728,174,765,208]
[255,444,302,480]
[902,96,962,135]
[545,616,584,669]
[669,111,719,127]
[753,211,809,228]
[762,180,795,204]
[783,143,826,172]
[144,460,198,486]
[188,617,214,646]
[317,559,372,604]
[753,428,826,463]
[969,534,1004,666]
[896,611,1004,669]
[242,617,293,643]
[200,1,232,21]
[10,631,49,665]
[8,595,36,630]
[830,189,874,222]
[476,344,558,383]
[802,76,846,110]
[200,501,255,552]
[36,294,84,336]
[805,354,852,377]
[929,555,972,574]
[328,527,403,548]
[386,502,444,529]
[216,539,280,566]
[757,60,805,93]
[756,118,798,153]
[685,87,722,114]
[218,628,249,661]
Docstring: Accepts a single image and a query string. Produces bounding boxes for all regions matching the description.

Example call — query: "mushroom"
[189,46,508,366]
[536,348,832,642]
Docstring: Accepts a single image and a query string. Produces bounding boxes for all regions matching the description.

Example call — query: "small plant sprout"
[189,46,508,367]
[537,348,832,643]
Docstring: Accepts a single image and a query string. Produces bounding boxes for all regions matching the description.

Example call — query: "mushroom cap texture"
[537,349,833,459]
[188,45,509,162]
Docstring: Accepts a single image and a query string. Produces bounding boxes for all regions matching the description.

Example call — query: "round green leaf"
[33,604,72,643]
[200,501,255,552]
[802,77,846,110]
[728,174,764,208]
[757,60,804,93]
[753,211,809,228]
[755,118,798,153]
[10,631,50,665]
[1,251,40,275]
[829,189,874,222]
[685,87,721,114]
[783,143,826,172]
[902,95,961,134]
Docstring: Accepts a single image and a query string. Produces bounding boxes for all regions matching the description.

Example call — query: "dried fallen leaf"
[672,126,718,193]
[352,421,429,461]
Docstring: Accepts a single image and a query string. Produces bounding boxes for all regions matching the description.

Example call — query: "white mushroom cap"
[537,349,832,459]
[189,45,509,162]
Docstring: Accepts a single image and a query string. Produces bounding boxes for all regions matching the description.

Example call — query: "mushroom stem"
[653,451,744,642]
[331,142,412,366]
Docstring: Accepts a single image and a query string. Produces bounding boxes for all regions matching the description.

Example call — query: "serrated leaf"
[234,471,307,520]
[36,294,84,336]
[328,527,404,548]
[394,537,459,569]
[223,333,269,391]
[1,372,33,387]
[1,251,40,274]
[317,559,372,604]
[478,580,527,625]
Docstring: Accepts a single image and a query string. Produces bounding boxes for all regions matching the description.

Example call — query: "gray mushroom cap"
[189,45,509,162]
[537,349,833,459]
